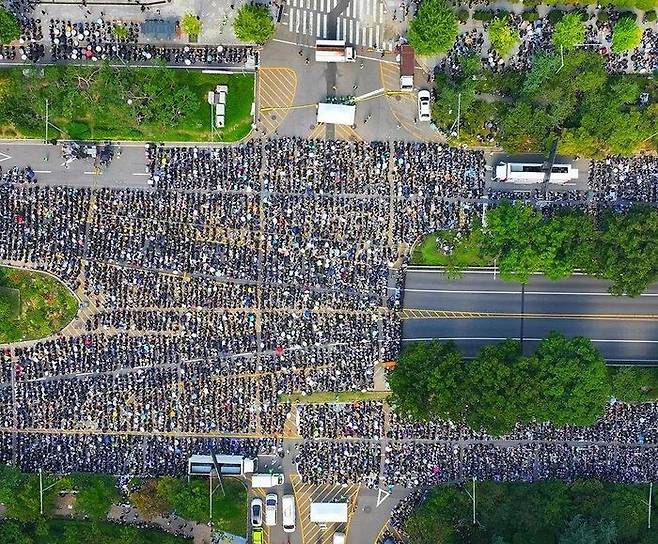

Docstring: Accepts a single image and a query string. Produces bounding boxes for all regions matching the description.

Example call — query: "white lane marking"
[33,170,52,174]
[401,288,658,297]
[402,337,658,344]
[0,152,11,162]
[132,172,150,176]
[407,268,587,276]
[355,87,384,101]
[83,171,96,175]
[376,488,390,507]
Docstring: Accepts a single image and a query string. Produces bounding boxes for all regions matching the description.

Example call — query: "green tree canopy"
[389,340,465,422]
[488,16,520,56]
[594,206,658,296]
[407,0,458,55]
[611,16,643,53]
[0,7,20,44]
[552,12,586,50]
[233,4,275,44]
[180,12,202,38]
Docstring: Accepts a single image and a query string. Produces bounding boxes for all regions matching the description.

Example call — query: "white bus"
[187,454,256,476]
[315,39,356,63]
[494,162,579,184]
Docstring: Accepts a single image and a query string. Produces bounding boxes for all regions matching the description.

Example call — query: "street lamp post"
[39,468,63,515]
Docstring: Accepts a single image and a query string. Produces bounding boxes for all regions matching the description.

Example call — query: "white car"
[282,494,296,533]
[250,497,263,527]
[417,89,431,122]
[265,493,278,526]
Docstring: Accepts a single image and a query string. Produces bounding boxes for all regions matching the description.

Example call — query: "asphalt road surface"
[402,268,658,364]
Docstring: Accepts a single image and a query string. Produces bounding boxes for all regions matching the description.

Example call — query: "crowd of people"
[0,138,657,491]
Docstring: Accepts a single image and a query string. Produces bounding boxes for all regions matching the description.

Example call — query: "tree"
[407,0,458,55]
[71,473,120,520]
[388,340,466,422]
[180,12,202,39]
[129,479,172,520]
[611,16,643,53]
[0,8,20,45]
[488,16,520,56]
[479,201,547,282]
[559,515,617,544]
[533,333,610,427]
[595,206,658,296]
[111,24,129,40]
[499,102,552,152]
[233,4,275,45]
[553,12,586,50]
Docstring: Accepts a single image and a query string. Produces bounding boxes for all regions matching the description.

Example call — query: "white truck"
[251,473,285,488]
[315,39,356,62]
[399,44,415,91]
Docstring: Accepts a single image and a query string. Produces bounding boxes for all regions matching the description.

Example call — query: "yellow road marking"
[401,309,658,321]
[258,67,298,135]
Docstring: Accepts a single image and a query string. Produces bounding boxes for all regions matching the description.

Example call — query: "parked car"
[252,527,263,544]
[417,89,431,122]
[250,497,263,527]
[265,493,278,526]
[282,494,296,533]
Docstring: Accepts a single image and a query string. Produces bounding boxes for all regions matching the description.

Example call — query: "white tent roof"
[310,502,348,523]
[317,103,356,126]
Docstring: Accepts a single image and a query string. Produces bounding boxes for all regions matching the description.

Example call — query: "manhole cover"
[270,114,277,121]
[395,96,401,101]
[364,506,372,514]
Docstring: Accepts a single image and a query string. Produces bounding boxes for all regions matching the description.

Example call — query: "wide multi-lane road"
[401,268,658,364]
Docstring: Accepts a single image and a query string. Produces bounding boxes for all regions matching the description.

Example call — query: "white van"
[333,532,346,544]
[282,495,296,533]
[251,473,284,488]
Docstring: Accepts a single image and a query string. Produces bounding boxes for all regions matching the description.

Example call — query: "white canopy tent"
[310,502,348,523]
[317,103,356,126]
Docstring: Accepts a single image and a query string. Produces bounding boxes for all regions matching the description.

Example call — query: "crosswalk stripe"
[365,0,370,15]
[351,0,357,18]
[375,25,380,47]
[362,25,366,46]
[316,12,321,36]
[368,26,373,47]
[288,8,294,31]
[379,2,384,23]
[348,19,353,43]
[302,10,306,34]
[323,14,327,37]
[313,0,316,10]
[355,20,360,46]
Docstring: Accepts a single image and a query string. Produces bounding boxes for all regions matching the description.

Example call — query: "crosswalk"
[283,0,393,50]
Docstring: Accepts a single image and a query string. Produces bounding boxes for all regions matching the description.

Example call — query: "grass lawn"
[279,391,390,403]
[412,230,491,268]
[609,366,658,402]
[0,266,78,343]
[0,66,254,142]
[32,519,189,544]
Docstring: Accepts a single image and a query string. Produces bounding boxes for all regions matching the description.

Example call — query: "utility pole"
[45,99,49,143]
[209,469,213,521]
[472,476,476,525]
[456,92,461,139]
[648,482,653,529]
[39,468,43,515]
[520,284,526,354]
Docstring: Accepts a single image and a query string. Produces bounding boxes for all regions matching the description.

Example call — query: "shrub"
[635,0,657,10]
[552,12,586,50]
[233,4,275,44]
[457,8,470,22]
[644,9,657,20]
[488,16,520,56]
[522,0,542,8]
[522,10,539,21]
[180,12,202,39]
[66,121,91,140]
[611,16,643,53]
[547,9,566,24]
[597,10,610,22]
[473,9,494,21]
[0,7,20,44]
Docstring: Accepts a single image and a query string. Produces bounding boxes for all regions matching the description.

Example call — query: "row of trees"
[405,480,657,544]
[408,0,644,56]
[389,333,610,436]
[479,202,658,296]
[433,49,658,156]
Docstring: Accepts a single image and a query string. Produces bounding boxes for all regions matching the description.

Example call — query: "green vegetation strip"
[406,480,657,544]
[0,266,78,343]
[0,519,189,544]
[279,391,391,403]
[0,66,254,142]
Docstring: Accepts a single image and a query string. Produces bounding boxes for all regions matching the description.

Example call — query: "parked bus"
[187,454,257,476]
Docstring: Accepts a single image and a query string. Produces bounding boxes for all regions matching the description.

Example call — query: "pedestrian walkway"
[281,0,394,50]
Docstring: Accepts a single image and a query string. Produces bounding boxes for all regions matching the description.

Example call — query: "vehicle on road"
[251,473,284,488]
[265,493,278,526]
[417,90,431,122]
[251,497,263,527]
[333,532,346,544]
[282,494,296,533]
[315,39,356,62]
[400,44,415,90]
[252,527,263,544]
